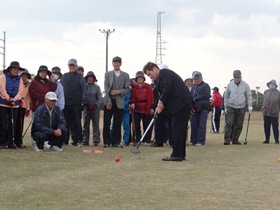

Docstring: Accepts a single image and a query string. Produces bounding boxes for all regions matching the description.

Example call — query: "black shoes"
[262,140,269,144]
[224,140,230,145]
[232,140,241,145]
[162,156,184,161]
[150,143,163,147]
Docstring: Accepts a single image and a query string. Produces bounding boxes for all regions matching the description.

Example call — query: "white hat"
[45,92,58,101]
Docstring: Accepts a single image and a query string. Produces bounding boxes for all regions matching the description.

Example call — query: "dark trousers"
[63,105,83,144]
[15,107,26,145]
[103,99,123,145]
[83,106,101,142]
[171,103,191,158]
[263,116,279,142]
[0,106,19,147]
[154,109,172,146]
[224,107,245,141]
[211,107,221,132]
[33,132,65,150]
[134,112,152,143]
[190,109,209,144]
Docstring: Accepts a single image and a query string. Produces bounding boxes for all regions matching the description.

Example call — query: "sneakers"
[82,141,89,146]
[77,142,83,148]
[103,144,109,148]
[44,141,51,149]
[50,146,64,152]
[34,144,42,152]
[195,143,203,146]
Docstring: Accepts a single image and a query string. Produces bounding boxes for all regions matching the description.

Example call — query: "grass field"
[0,111,280,210]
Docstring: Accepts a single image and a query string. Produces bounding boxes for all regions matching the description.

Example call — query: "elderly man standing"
[31,92,67,152]
[103,56,130,148]
[262,80,280,144]
[61,59,87,147]
[223,70,252,145]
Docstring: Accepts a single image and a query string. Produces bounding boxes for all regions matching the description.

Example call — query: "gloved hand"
[9,98,15,106]
[89,104,95,111]
[221,110,225,115]
[248,106,253,113]
[25,110,30,117]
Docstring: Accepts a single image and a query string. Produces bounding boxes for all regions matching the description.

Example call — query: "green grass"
[0,112,280,210]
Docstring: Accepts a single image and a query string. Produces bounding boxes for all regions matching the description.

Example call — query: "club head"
[130,148,140,154]
[243,141,247,145]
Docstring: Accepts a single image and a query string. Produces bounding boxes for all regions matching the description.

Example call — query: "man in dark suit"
[143,62,193,161]
[103,56,130,148]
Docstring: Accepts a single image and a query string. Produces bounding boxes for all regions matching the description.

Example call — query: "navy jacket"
[61,71,87,106]
[31,104,67,137]
[156,68,193,114]
[191,81,211,112]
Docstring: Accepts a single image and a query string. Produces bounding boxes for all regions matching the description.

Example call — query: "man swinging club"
[143,62,193,161]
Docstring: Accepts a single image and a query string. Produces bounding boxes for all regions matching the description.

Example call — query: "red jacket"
[212,91,222,108]
[130,82,154,115]
[29,76,57,112]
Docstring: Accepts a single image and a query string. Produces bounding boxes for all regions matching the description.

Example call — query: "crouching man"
[31,92,67,152]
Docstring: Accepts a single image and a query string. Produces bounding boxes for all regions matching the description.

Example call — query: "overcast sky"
[1,0,280,93]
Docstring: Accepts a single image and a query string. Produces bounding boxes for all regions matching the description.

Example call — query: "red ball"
[115,157,120,162]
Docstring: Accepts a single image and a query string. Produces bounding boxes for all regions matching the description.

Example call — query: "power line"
[99,29,115,73]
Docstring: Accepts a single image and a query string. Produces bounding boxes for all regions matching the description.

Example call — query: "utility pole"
[99,29,115,72]
[0,31,6,70]
[256,86,260,106]
[155,12,165,66]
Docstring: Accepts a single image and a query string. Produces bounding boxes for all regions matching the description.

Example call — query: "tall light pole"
[0,31,6,70]
[99,29,115,72]
[256,86,260,106]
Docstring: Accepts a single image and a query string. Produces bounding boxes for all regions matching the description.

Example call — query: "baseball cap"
[112,56,122,62]
[233,70,241,76]
[45,92,58,101]
[68,59,77,66]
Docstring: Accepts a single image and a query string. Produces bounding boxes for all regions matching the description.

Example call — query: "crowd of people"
[0,58,279,161]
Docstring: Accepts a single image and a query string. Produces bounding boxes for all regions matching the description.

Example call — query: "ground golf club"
[130,112,157,154]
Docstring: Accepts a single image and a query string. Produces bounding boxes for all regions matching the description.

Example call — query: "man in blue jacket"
[31,92,67,152]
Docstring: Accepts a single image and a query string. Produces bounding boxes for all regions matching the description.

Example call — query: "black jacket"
[156,68,193,114]
[191,81,211,112]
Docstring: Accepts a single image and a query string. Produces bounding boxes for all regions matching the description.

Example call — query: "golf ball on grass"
[115,157,120,162]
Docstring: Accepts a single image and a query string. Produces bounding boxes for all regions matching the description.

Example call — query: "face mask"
[53,74,59,81]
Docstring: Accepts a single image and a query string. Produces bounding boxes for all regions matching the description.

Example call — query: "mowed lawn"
[0,111,280,210]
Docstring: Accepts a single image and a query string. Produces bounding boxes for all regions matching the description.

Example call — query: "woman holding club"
[0,61,24,149]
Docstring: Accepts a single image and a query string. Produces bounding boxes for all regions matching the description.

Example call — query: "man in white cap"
[31,92,67,152]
